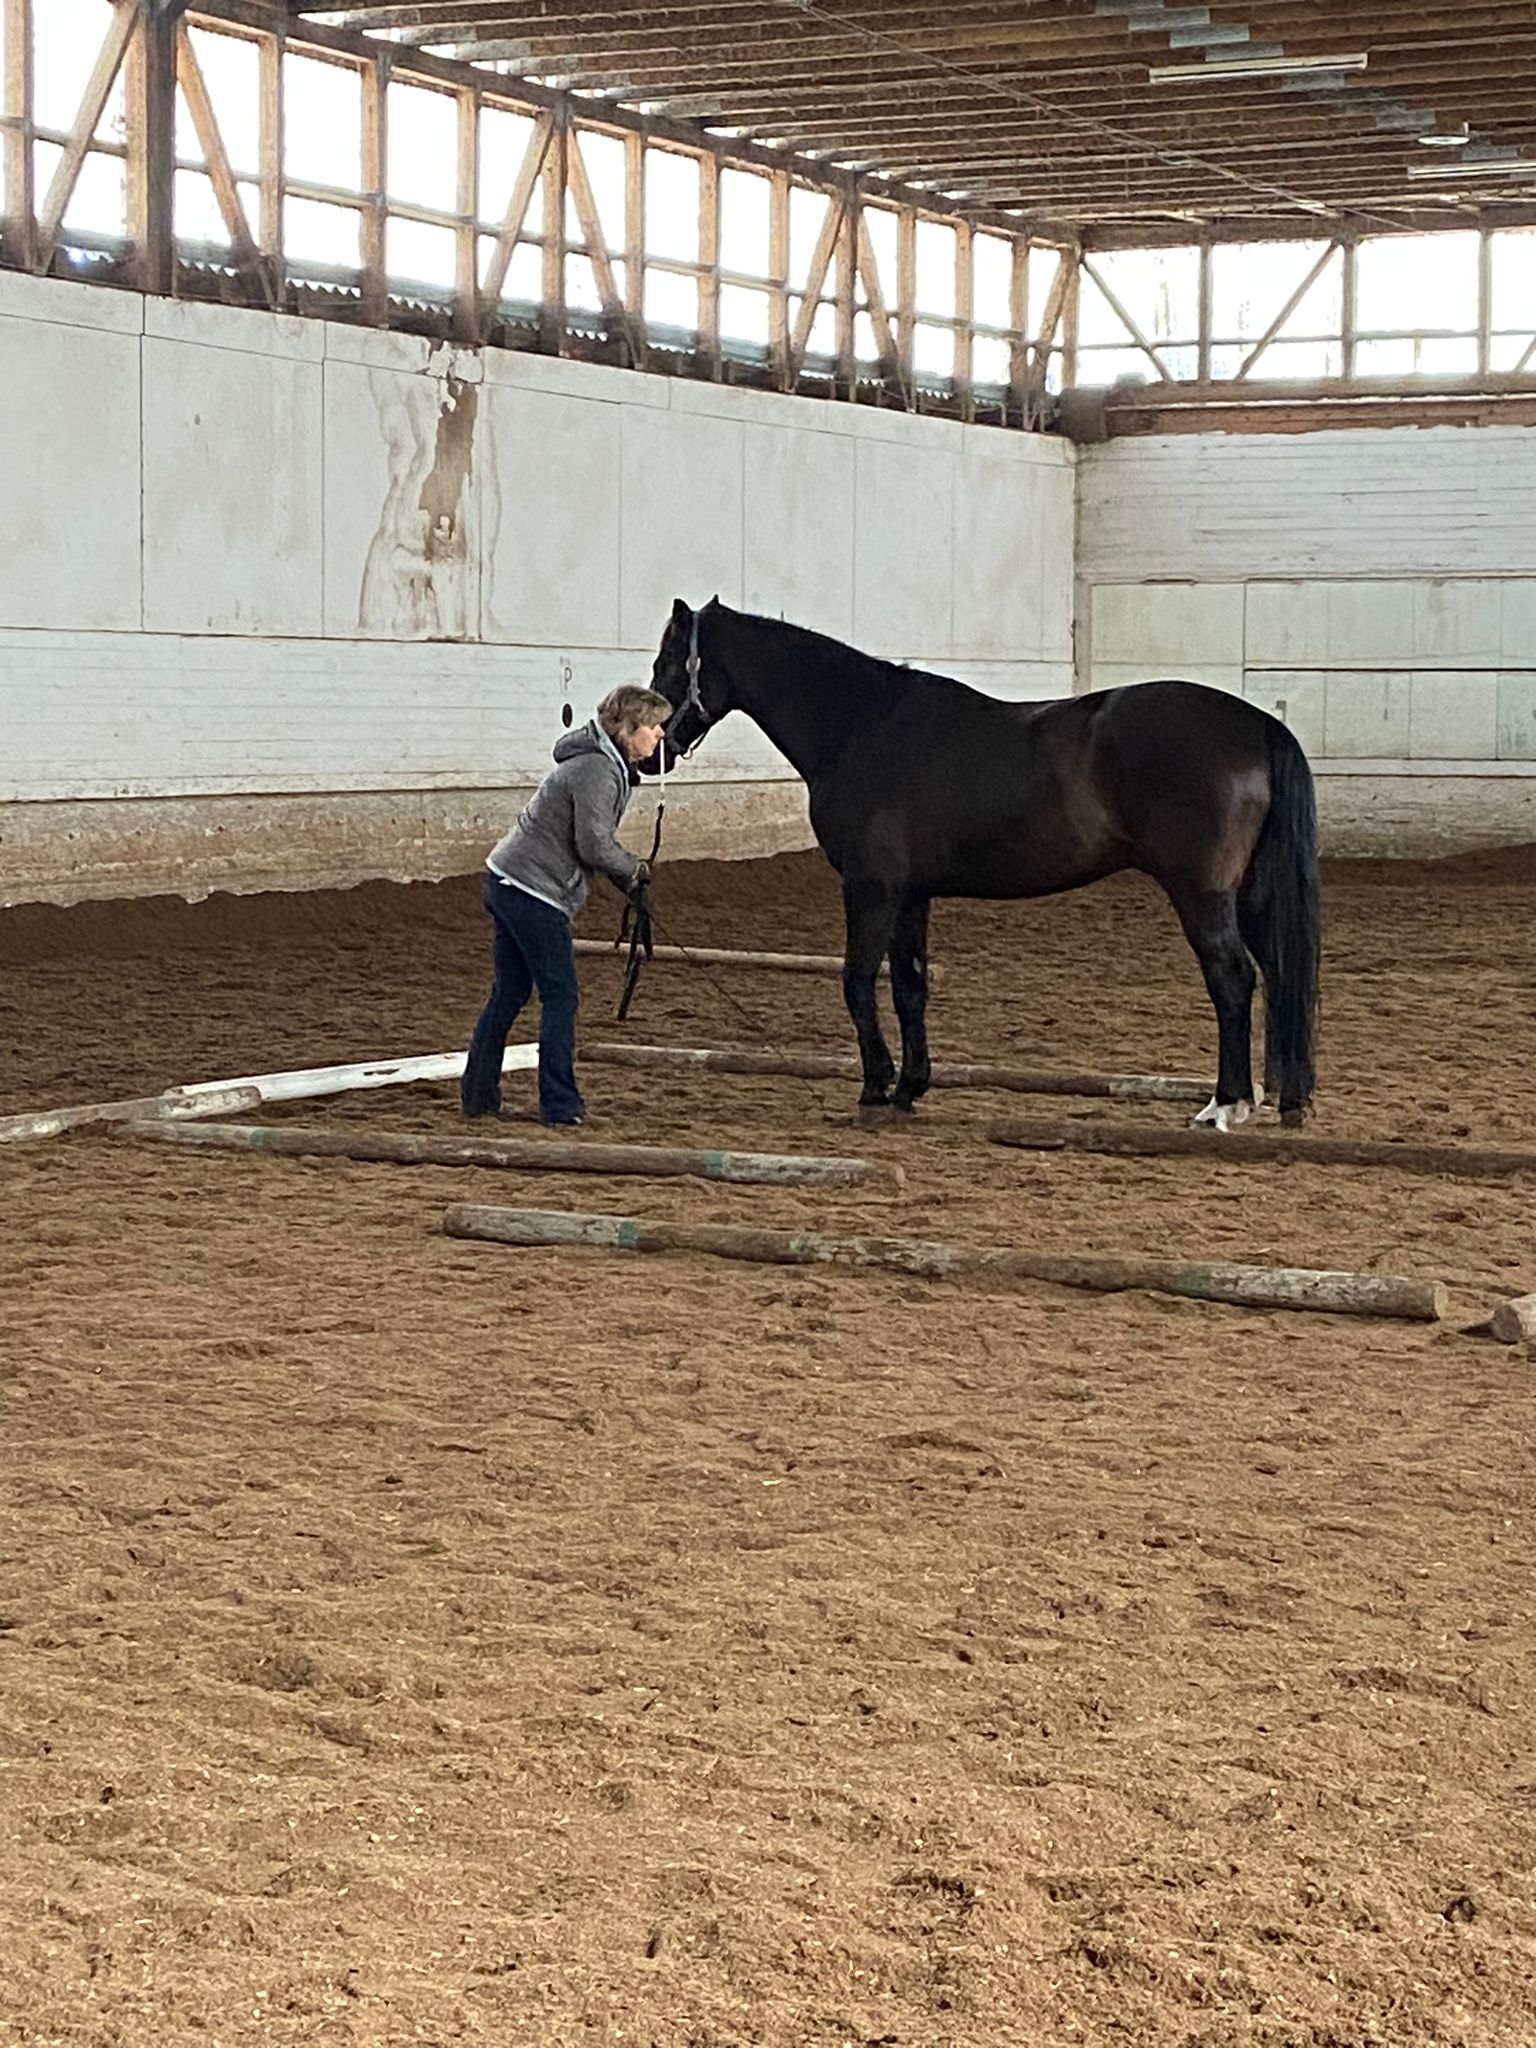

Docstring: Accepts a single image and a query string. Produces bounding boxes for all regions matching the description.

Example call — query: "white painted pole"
[159,1044,539,1108]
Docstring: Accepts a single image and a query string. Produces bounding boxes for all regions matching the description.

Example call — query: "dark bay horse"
[649,598,1320,1127]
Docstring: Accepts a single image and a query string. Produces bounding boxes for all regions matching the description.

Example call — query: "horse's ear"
[670,596,692,628]
[706,593,721,610]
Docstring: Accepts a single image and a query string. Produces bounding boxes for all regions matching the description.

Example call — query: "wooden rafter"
[785,188,844,382]
[478,105,552,310]
[566,123,644,362]
[1236,240,1340,380]
[176,18,275,299]
[1079,253,1171,381]
[34,0,137,271]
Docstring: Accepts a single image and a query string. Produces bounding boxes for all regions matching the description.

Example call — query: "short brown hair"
[598,684,673,740]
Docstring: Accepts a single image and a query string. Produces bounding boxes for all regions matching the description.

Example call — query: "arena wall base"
[0,782,815,909]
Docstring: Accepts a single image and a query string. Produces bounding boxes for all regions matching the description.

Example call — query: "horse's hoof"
[1191,1094,1255,1134]
[1279,1105,1307,1129]
[856,1103,901,1129]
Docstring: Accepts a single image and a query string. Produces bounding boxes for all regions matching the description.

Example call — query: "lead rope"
[615,738,664,1024]
[614,616,698,1023]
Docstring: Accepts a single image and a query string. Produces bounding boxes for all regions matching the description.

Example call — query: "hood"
[553,718,638,784]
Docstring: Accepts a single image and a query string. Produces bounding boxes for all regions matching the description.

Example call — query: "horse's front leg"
[889,897,932,1112]
[841,881,899,1106]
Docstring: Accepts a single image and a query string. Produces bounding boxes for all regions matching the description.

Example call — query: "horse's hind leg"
[1236,890,1281,1101]
[1166,884,1258,1131]
[841,880,900,1107]
[889,896,932,1112]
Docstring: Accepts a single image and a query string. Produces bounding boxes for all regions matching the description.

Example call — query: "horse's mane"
[727,606,952,702]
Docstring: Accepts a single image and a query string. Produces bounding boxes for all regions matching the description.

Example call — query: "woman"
[461,684,672,1126]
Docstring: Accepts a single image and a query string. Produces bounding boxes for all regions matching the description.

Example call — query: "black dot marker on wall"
[561,702,573,728]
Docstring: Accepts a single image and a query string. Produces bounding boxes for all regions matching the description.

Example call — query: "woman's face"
[622,719,669,764]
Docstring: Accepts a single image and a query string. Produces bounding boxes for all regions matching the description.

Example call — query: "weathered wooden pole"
[989,1117,1536,1181]
[585,1042,1211,1104]
[124,1120,900,1189]
[574,939,899,977]
[1490,1294,1536,1344]
[0,1084,262,1147]
[444,1205,1447,1322]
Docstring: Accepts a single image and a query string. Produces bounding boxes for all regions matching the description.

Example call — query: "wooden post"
[583,1043,1211,1103]
[360,48,388,323]
[834,185,856,400]
[1007,233,1028,429]
[257,17,284,308]
[124,1119,901,1189]
[0,1084,261,1147]
[453,80,480,342]
[987,1117,1536,1182]
[1061,241,1081,390]
[953,218,974,423]
[443,1204,1448,1323]
[1341,229,1358,382]
[768,165,789,389]
[698,149,720,379]
[126,0,183,297]
[3,0,36,271]
[540,99,567,354]
[624,129,645,367]
[896,203,916,397]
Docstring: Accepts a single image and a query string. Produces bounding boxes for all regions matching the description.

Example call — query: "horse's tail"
[1239,718,1321,1121]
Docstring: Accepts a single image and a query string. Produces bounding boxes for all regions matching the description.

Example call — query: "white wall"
[0,271,1075,904]
[1077,428,1536,851]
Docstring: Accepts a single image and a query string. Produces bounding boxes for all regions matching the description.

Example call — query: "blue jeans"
[461,876,584,1123]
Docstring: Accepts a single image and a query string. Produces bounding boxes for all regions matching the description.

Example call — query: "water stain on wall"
[359,369,478,639]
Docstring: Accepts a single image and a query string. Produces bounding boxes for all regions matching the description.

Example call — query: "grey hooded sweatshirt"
[486,720,642,919]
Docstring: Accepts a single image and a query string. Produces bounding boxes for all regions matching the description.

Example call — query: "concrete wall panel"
[481,381,621,648]
[852,437,955,658]
[1322,672,1414,760]
[142,335,324,635]
[1497,675,1536,761]
[618,403,745,648]
[1408,672,1500,760]
[951,452,1045,661]
[741,422,856,642]
[1092,582,1245,670]
[0,312,141,632]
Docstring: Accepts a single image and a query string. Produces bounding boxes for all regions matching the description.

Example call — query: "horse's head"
[648,596,728,767]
